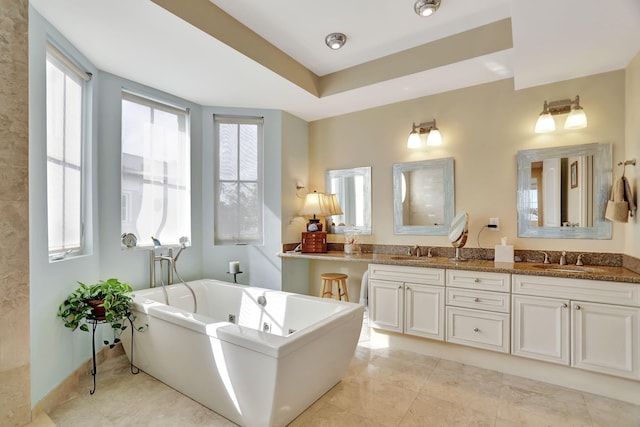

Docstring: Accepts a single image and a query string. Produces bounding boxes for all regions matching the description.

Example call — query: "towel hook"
[618,159,636,177]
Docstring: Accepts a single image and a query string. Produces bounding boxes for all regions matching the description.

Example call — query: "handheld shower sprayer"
[173,236,191,263]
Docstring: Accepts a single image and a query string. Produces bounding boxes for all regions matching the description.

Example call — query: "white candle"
[229,261,240,274]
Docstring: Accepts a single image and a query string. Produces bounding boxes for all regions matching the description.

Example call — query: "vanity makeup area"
[281,141,640,404]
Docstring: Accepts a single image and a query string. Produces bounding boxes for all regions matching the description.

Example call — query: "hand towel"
[623,176,636,217]
[605,177,630,222]
[359,270,369,307]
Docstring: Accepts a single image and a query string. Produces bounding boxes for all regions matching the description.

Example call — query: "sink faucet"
[427,247,434,258]
[414,245,422,257]
[576,253,586,266]
[559,250,567,266]
[540,251,550,264]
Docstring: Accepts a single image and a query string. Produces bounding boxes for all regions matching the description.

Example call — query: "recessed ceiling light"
[325,33,347,50]
[414,0,441,17]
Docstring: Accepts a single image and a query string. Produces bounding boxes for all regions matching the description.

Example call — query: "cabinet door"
[405,283,444,340]
[369,279,404,332]
[571,301,640,379]
[512,295,569,365]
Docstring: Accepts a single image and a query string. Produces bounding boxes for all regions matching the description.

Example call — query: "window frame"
[45,41,92,261]
[213,115,264,245]
[120,90,192,248]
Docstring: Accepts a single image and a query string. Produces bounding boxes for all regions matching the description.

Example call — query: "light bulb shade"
[534,112,555,133]
[407,131,422,148]
[325,33,347,50]
[414,0,441,16]
[564,106,587,129]
[426,128,442,146]
[323,193,343,215]
[299,191,330,217]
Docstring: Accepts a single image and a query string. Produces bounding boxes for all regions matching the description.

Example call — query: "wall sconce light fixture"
[534,95,587,133]
[407,119,442,148]
[414,0,441,17]
[325,33,347,50]
[296,180,307,198]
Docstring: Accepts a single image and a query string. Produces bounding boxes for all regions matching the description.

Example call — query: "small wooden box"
[302,232,327,253]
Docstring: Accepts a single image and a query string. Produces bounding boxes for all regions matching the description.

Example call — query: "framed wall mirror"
[325,166,372,235]
[393,157,455,235]
[517,142,612,239]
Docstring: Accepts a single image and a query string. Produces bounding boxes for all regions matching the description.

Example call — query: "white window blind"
[121,91,191,246]
[45,44,88,257]
[214,116,263,245]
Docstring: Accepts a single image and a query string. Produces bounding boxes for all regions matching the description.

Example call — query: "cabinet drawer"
[447,288,510,313]
[513,274,640,307]
[446,270,510,292]
[369,263,445,286]
[301,232,327,253]
[446,307,510,353]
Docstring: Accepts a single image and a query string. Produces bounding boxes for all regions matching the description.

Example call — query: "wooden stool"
[320,273,349,301]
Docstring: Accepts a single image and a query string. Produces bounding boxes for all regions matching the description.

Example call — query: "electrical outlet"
[489,217,499,231]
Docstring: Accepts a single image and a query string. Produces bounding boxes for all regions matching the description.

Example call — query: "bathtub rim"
[128,279,364,359]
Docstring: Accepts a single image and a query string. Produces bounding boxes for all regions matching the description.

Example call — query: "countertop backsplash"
[282,242,638,275]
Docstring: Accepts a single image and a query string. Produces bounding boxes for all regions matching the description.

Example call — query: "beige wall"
[0,0,31,425]
[625,51,640,258]
[309,71,627,255]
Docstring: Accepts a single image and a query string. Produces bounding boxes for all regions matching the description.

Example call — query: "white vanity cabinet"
[368,264,445,340]
[512,274,640,380]
[445,270,511,353]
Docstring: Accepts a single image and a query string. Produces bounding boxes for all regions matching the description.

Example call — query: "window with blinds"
[214,116,264,245]
[121,91,191,247]
[45,42,90,259]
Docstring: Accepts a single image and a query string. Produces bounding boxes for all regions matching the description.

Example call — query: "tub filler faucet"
[149,236,197,312]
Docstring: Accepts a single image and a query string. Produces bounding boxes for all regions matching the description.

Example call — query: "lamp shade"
[564,106,587,129]
[323,193,343,215]
[534,112,555,133]
[426,128,442,146]
[299,191,330,217]
[407,131,422,148]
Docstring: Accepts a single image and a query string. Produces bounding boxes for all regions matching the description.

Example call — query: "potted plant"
[58,278,145,347]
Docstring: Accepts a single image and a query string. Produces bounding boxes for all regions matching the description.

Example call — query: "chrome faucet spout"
[414,245,422,258]
[559,251,567,266]
[540,251,550,264]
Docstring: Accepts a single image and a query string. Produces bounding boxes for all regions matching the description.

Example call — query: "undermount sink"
[532,265,604,274]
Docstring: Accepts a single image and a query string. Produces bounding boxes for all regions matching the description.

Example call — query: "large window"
[121,92,191,247]
[46,42,90,258]
[214,116,263,245]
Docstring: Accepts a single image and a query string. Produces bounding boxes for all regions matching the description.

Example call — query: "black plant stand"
[87,318,139,395]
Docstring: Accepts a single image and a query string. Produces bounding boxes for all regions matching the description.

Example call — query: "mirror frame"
[325,166,372,235]
[393,157,455,235]
[517,142,612,239]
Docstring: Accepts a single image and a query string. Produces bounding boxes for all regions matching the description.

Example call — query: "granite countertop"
[279,251,640,284]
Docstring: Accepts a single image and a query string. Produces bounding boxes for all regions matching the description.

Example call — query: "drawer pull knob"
[575,305,581,310]
[474,278,480,283]
[562,303,568,308]
[473,328,479,332]
[474,297,480,302]
[406,286,411,291]
[398,285,402,289]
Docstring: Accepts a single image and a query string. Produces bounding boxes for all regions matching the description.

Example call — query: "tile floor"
[31,318,640,427]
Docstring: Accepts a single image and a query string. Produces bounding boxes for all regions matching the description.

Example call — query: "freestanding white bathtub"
[121,279,364,427]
